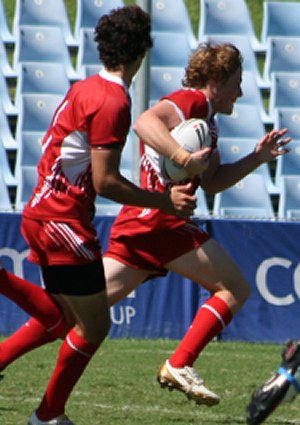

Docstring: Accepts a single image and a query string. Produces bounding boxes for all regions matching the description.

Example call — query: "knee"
[231,279,251,311]
[79,309,111,347]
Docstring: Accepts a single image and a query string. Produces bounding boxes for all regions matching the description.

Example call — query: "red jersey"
[23,69,131,225]
[109,88,218,238]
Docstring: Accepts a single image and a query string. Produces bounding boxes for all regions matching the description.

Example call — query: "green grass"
[0,338,299,425]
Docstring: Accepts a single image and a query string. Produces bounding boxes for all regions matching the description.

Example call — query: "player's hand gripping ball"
[160,118,212,182]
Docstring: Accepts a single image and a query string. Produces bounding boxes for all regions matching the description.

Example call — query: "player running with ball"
[103,42,291,406]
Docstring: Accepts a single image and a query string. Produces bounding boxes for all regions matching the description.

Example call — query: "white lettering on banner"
[0,248,30,279]
[256,257,296,306]
[110,306,136,325]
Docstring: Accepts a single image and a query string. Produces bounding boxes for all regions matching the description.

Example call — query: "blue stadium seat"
[217,104,265,140]
[14,25,80,81]
[237,70,272,124]
[13,0,77,47]
[278,175,300,219]
[151,31,192,67]
[203,34,267,89]
[15,93,64,143]
[218,137,278,194]
[76,28,100,77]
[0,136,17,187]
[15,62,70,108]
[263,36,300,89]
[269,72,300,119]
[152,0,197,49]
[274,107,300,142]
[15,131,43,169]
[213,174,275,219]
[274,108,300,188]
[150,66,184,104]
[194,188,210,217]
[261,1,300,50]
[83,64,102,78]
[198,0,264,52]
[74,0,124,41]
[15,166,38,211]
[95,196,122,216]
[0,36,17,78]
[0,103,17,150]
[0,68,18,116]
[0,0,15,43]
[0,168,13,212]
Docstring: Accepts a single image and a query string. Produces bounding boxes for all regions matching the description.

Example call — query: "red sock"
[36,328,98,420]
[169,295,232,368]
[0,316,67,370]
[0,269,63,327]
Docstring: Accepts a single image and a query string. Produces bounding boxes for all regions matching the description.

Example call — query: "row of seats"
[2,28,300,120]
[2,0,300,52]
[1,163,299,221]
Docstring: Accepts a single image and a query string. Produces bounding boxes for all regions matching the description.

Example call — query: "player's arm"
[91,146,196,218]
[134,101,211,176]
[200,128,291,195]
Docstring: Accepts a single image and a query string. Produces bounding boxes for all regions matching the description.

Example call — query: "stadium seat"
[151,0,198,49]
[83,64,102,78]
[0,0,15,43]
[269,72,300,119]
[238,70,272,124]
[74,0,124,41]
[278,175,300,219]
[0,36,17,78]
[95,196,122,216]
[76,28,100,77]
[149,66,184,104]
[0,168,13,212]
[15,93,64,143]
[15,62,70,108]
[15,166,38,211]
[194,188,210,217]
[13,0,77,47]
[14,25,80,81]
[0,103,17,150]
[263,36,300,89]
[261,1,300,50]
[0,68,18,115]
[151,31,192,67]
[275,123,300,187]
[274,107,300,142]
[0,136,17,187]
[198,0,264,52]
[15,131,43,170]
[218,137,278,194]
[213,174,275,219]
[217,104,265,140]
[203,34,267,89]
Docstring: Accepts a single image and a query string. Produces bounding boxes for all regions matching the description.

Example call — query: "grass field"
[0,337,299,424]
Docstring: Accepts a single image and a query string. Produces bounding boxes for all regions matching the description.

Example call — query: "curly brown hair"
[182,42,243,89]
[94,6,153,70]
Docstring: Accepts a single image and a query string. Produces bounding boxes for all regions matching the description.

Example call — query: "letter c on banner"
[256,257,294,306]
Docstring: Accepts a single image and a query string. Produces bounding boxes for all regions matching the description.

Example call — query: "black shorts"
[41,260,106,296]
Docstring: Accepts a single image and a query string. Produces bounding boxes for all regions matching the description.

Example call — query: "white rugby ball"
[160,118,212,182]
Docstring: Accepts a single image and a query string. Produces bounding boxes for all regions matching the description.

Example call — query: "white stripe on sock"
[202,304,226,329]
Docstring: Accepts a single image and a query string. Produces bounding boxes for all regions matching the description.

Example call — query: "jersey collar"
[100,68,129,93]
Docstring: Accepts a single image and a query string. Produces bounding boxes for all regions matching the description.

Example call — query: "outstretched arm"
[201,128,291,195]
